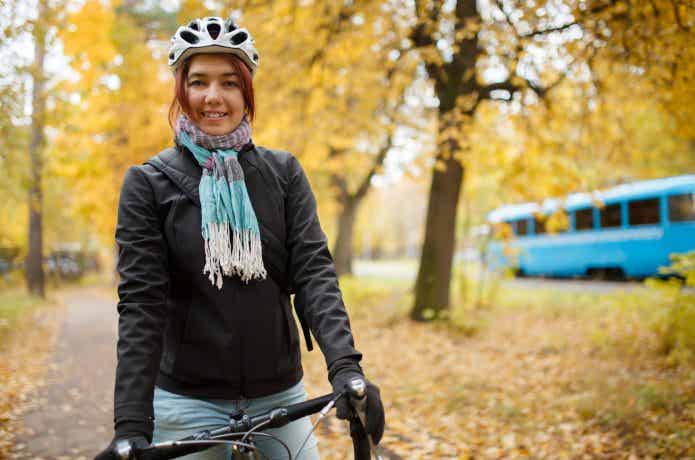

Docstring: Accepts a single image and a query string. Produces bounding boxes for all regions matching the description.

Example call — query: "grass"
[338,273,412,320]
[0,288,48,343]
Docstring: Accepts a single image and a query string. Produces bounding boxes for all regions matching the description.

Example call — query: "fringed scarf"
[175,114,266,288]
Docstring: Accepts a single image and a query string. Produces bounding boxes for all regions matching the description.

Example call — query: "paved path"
[14,288,117,459]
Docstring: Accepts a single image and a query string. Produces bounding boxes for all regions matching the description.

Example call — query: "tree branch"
[478,80,517,100]
[330,173,350,204]
[521,21,578,37]
[306,1,365,68]
[670,0,690,31]
[353,133,393,202]
[410,0,442,49]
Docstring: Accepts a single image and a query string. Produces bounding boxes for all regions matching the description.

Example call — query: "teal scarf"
[176,116,266,288]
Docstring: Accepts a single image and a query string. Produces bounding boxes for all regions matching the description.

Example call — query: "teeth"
[204,112,226,118]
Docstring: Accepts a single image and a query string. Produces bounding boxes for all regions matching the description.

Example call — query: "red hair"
[168,53,255,130]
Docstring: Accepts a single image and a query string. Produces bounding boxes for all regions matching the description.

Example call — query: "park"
[1,1,694,458]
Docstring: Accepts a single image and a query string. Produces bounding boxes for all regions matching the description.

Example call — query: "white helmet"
[168,16,259,76]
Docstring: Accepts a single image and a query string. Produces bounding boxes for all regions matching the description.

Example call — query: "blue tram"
[486,175,695,278]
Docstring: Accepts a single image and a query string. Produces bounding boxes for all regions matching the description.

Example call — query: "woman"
[96,15,384,460]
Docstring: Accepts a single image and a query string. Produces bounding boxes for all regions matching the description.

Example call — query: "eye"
[188,80,204,86]
[225,80,239,87]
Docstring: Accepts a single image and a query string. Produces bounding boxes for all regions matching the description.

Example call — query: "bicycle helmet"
[168,16,259,76]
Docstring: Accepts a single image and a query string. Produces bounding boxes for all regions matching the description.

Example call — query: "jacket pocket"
[170,195,206,274]
[161,271,190,374]
[277,292,300,376]
[163,192,182,236]
[279,293,299,349]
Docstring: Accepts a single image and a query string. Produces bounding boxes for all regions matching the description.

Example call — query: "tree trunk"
[410,0,478,321]
[333,198,357,276]
[26,0,47,297]
[410,147,464,321]
[330,136,393,277]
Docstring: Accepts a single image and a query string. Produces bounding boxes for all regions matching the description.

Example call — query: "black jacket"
[113,143,361,439]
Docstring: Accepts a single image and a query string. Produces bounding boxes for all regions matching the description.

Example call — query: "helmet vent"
[231,31,248,45]
[180,30,199,44]
[226,22,237,33]
[253,53,258,62]
[188,21,199,31]
[207,22,221,39]
[168,52,175,60]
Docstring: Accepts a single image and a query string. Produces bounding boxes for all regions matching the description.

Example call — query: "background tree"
[0,16,30,252]
[55,1,174,240]
[405,0,592,320]
[0,0,71,296]
[24,0,52,297]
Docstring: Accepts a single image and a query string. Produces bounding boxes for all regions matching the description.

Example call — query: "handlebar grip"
[282,393,336,422]
[347,378,377,460]
[136,443,211,460]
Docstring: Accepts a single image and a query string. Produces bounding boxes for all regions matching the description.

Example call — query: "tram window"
[600,203,622,228]
[669,193,695,222]
[628,198,660,226]
[534,218,546,234]
[515,219,529,236]
[574,208,594,231]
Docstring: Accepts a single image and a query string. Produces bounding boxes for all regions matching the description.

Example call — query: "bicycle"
[99,378,382,460]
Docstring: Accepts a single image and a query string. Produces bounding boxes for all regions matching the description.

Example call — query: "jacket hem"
[155,367,304,400]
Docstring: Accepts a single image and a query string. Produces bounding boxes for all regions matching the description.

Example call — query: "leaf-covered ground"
[302,279,695,459]
[0,290,65,458]
[2,277,694,459]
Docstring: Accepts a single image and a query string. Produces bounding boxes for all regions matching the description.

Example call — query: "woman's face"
[185,54,246,135]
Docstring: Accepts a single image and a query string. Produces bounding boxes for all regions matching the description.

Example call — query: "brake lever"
[347,378,382,460]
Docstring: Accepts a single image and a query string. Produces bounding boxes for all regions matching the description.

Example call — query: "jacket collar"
[151,141,259,207]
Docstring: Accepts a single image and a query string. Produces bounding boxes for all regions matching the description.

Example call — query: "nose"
[204,82,222,105]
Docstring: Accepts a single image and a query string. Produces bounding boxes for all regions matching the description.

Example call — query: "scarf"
[175,114,267,288]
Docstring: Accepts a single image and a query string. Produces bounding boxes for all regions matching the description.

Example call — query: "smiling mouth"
[202,112,228,119]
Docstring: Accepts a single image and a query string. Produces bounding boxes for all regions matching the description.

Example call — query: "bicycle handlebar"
[121,393,336,460]
[101,382,379,460]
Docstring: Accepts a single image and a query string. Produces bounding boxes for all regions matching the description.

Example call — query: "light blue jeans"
[152,381,320,460]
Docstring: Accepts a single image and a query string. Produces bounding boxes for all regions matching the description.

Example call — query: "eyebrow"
[188,72,239,79]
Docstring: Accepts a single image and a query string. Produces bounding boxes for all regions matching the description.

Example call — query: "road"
[353,259,646,293]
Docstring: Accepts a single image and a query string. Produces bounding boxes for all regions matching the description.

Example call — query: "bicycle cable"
[233,431,291,460]
[293,393,341,460]
[240,418,272,444]
[159,439,256,450]
[156,430,291,460]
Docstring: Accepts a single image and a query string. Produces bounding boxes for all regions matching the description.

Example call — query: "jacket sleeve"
[113,166,169,441]
[285,155,362,370]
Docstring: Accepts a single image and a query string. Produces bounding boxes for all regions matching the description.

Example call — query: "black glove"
[329,360,385,446]
[329,359,364,421]
[94,435,149,460]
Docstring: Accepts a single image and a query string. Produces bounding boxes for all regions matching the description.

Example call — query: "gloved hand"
[94,435,149,460]
[329,360,385,446]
